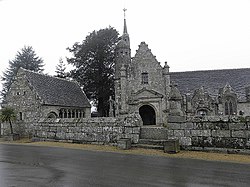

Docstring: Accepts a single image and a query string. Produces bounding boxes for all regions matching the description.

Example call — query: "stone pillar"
[109,96,114,117]
[81,111,85,118]
[75,110,78,118]
[61,109,64,118]
[120,64,127,114]
[64,109,68,118]
[163,62,171,111]
[68,110,71,118]
[168,83,185,122]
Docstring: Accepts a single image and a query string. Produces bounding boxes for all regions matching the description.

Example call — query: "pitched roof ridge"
[170,67,250,74]
[20,67,77,85]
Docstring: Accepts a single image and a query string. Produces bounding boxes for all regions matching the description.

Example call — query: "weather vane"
[123,8,127,19]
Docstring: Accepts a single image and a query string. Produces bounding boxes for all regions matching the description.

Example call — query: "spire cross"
[123,8,127,19]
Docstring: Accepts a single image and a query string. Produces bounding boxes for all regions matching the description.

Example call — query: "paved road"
[0,144,250,187]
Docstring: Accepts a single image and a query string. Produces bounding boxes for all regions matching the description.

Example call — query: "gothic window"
[229,101,233,115]
[141,72,148,84]
[225,102,229,115]
[224,97,236,115]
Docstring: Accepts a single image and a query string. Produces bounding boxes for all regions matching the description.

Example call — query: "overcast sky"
[0,0,250,86]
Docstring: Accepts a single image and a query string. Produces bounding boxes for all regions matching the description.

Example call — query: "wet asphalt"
[0,144,250,187]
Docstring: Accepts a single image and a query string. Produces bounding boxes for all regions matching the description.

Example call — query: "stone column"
[163,61,171,112]
[68,110,71,118]
[64,109,68,118]
[109,96,114,117]
[120,64,127,114]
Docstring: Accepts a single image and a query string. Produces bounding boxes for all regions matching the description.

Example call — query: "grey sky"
[0,0,249,91]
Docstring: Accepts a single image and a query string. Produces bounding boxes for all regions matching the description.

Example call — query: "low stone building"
[1,68,91,135]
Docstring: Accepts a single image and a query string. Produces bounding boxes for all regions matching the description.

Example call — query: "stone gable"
[2,68,91,136]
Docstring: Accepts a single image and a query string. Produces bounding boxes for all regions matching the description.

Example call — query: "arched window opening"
[47,112,58,118]
[68,111,71,118]
[225,102,229,115]
[229,101,233,115]
[64,110,67,118]
[59,110,63,118]
[224,97,236,115]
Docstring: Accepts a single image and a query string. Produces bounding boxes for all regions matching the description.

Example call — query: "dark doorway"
[139,105,156,125]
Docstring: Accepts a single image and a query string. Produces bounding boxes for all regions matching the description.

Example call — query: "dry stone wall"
[33,114,142,144]
[167,117,250,150]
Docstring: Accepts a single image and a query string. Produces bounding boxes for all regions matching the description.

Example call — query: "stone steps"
[138,139,167,146]
[135,126,169,150]
[140,126,168,140]
[132,143,163,150]
[132,138,167,150]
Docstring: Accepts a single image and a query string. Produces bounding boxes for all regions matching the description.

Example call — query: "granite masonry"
[30,115,250,152]
[167,116,250,151]
[32,113,142,144]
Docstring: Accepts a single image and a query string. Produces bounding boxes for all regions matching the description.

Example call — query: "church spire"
[120,8,130,46]
[123,8,128,34]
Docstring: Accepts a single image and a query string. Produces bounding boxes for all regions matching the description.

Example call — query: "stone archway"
[139,105,156,125]
[47,112,58,118]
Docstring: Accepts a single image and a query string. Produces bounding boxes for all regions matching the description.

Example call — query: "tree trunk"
[9,119,13,134]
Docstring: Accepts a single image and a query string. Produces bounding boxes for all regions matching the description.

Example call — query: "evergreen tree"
[67,27,119,116]
[1,46,44,98]
[55,57,68,78]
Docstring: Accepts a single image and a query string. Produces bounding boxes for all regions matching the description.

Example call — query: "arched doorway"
[139,105,156,125]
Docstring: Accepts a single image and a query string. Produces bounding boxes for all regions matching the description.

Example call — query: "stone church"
[114,16,171,126]
[114,13,250,126]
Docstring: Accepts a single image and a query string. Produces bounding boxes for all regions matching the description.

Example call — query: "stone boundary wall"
[1,122,34,137]
[167,119,250,150]
[33,114,142,144]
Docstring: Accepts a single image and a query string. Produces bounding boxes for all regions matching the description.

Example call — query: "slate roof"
[170,68,250,102]
[21,68,91,108]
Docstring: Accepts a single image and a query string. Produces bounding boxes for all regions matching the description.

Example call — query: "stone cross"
[123,8,127,19]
